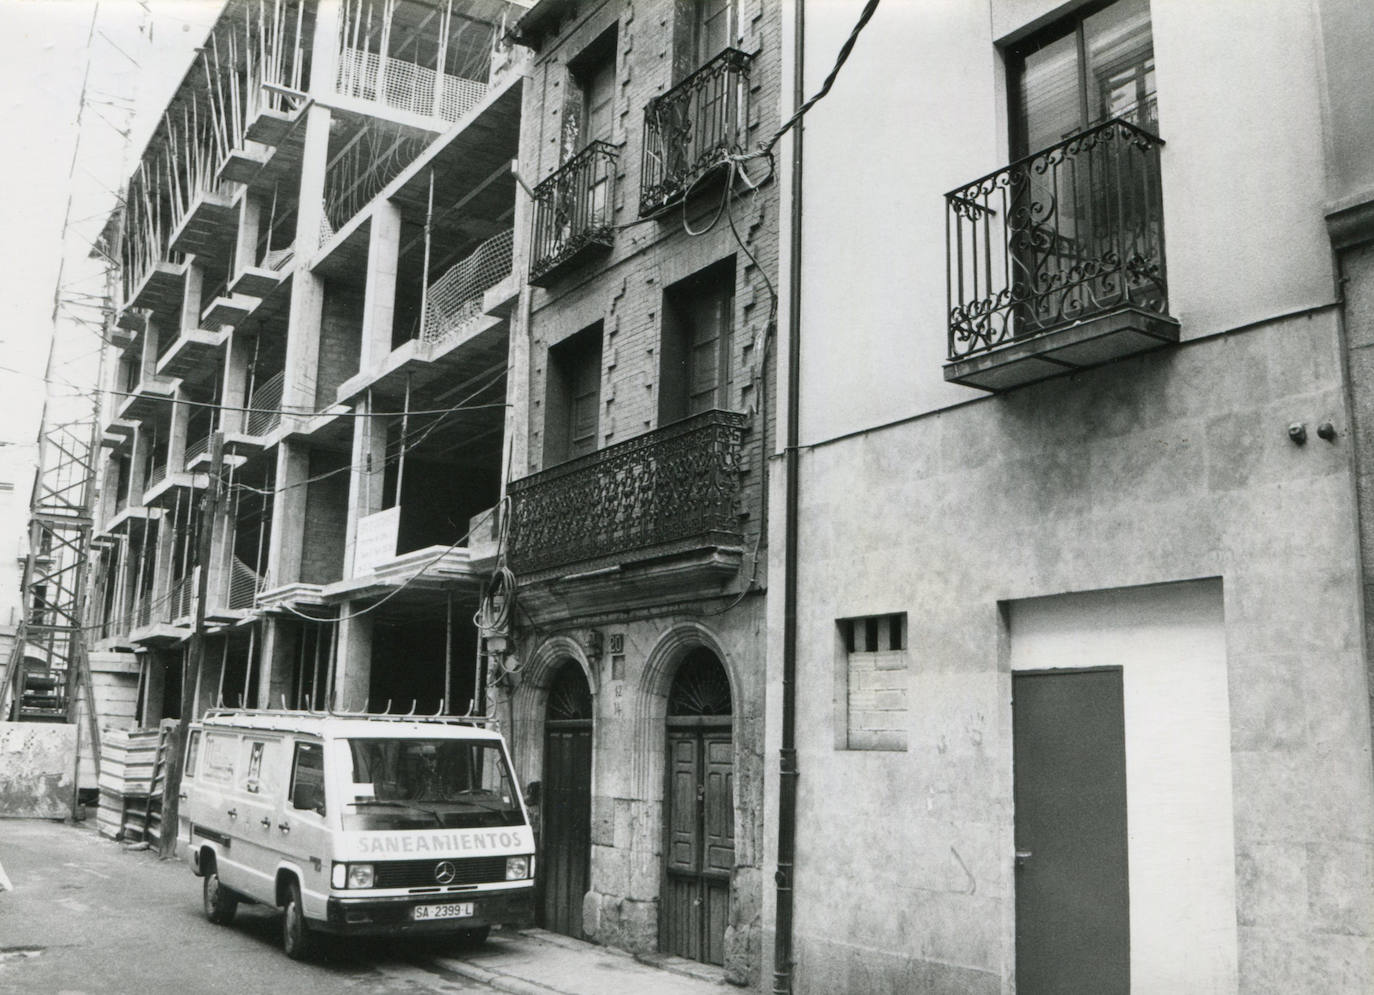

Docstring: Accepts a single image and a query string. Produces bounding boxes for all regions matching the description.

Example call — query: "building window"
[545,323,604,464]
[563,27,618,161]
[693,0,734,68]
[836,613,908,752]
[1007,0,1157,158]
[660,260,735,423]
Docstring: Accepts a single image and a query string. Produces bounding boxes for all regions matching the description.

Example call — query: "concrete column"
[141,651,164,724]
[343,395,386,577]
[221,329,253,434]
[307,0,342,104]
[279,105,331,424]
[361,201,402,369]
[207,483,235,612]
[266,442,310,590]
[150,503,176,614]
[195,635,225,715]
[168,390,190,472]
[180,263,204,337]
[256,616,296,709]
[335,607,372,711]
[141,318,161,382]
[235,194,265,277]
[128,426,151,502]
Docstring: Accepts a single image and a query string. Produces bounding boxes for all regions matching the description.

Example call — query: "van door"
[198,730,244,886]
[282,738,331,920]
[234,733,288,902]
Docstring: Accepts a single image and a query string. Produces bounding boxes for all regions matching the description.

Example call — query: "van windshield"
[340,738,523,831]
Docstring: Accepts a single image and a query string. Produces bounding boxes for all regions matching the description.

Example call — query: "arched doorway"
[540,660,593,938]
[661,647,733,965]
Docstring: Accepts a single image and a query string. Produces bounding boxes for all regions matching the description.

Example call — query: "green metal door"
[1013,667,1130,994]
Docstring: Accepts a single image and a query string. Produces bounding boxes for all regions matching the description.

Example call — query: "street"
[0,817,500,995]
[0,818,727,995]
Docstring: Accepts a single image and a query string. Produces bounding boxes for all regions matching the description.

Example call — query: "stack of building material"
[96,722,174,842]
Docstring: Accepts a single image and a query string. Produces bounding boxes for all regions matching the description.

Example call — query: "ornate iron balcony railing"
[507,409,748,575]
[529,141,617,285]
[641,48,752,215]
[946,117,1167,360]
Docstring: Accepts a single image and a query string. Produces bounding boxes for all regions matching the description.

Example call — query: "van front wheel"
[281,880,314,960]
[203,869,238,925]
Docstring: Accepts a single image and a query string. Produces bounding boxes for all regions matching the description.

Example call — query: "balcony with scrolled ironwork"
[944,117,1178,392]
[507,409,748,585]
[640,48,752,216]
[528,141,617,286]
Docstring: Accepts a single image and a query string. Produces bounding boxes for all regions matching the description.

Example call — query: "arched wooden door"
[540,661,593,938]
[661,648,733,965]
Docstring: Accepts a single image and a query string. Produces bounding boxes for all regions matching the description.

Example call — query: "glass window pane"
[1085,0,1156,131]
[1019,31,1081,154]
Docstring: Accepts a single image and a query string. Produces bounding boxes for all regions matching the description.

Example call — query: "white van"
[178,708,535,958]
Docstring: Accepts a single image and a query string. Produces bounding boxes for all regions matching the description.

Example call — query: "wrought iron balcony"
[945,118,1178,392]
[529,141,617,286]
[507,409,748,576]
[641,48,752,215]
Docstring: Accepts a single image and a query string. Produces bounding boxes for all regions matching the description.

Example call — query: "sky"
[0,0,219,468]
[0,0,219,620]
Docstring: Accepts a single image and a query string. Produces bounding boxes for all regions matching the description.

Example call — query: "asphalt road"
[0,818,498,995]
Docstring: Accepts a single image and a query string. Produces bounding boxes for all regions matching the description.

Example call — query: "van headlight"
[506,856,531,880]
[332,862,375,888]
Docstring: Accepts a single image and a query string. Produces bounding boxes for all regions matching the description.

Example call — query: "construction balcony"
[168,187,239,274]
[529,141,616,286]
[117,376,178,424]
[336,229,515,405]
[123,259,189,325]
[944,118,1178,392]
[224,369,286,454]
[230,245,295,298]
[333,45,490,131]
[640,48,752,216]
[507,409,748,596]
[156,326,229,383]
[128,576,193,648]
[315,66,522,269]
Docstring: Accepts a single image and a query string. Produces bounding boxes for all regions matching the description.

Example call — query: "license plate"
[413,902,474,921]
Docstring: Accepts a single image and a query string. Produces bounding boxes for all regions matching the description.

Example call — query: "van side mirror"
[524,780,540,806]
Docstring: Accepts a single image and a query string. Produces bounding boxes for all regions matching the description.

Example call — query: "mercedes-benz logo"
[434,861,457,885]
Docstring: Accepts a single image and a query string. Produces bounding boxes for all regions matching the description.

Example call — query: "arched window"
[667,647,731,717]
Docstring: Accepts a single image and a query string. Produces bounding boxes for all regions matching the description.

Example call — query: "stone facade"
[503,0,783,984]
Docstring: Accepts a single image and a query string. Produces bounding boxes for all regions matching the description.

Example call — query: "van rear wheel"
[281,880,314,960]
[203,868,238,925]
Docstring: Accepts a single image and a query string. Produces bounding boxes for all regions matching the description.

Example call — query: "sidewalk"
[430,928,736,995]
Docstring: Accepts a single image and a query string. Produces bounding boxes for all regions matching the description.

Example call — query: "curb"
[429,929,730,994]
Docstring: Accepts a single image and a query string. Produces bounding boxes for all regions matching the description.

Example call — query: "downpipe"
[772,1,805,991]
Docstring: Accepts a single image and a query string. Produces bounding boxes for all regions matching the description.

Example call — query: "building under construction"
[89,0,527,730]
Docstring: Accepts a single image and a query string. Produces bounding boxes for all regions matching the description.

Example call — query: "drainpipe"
[772,2,805,992]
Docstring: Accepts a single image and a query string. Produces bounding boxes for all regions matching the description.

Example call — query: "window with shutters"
[1008,0,1157,157]
[660,259,735,424]
[562,27,618,161]
[693,0,733,69]
[544,323,604,465]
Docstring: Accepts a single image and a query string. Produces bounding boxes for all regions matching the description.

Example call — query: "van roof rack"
[200,705,499,729]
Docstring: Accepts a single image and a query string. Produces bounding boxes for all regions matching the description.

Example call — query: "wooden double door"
[661,721,733,965]
[540,663,593,938]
